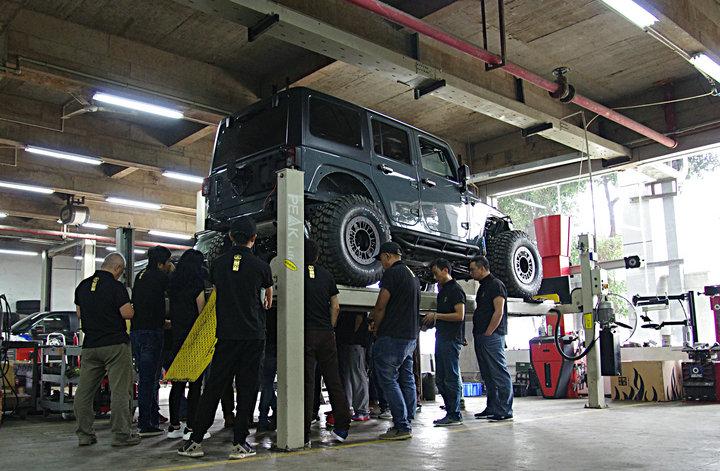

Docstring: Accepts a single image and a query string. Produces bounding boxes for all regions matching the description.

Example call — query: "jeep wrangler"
[197,87,542,298]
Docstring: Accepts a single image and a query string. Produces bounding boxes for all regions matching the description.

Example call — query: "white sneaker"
[183,429,211,441]
[378,410,392,420]
[167,426,184,439]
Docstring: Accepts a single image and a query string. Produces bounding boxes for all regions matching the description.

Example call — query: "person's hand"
[483,331,493,336]
[368,321,376,333]
[264,294,273,310]
[422,313,436,327]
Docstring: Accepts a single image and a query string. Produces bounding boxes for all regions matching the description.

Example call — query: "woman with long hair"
[166,249,211,440]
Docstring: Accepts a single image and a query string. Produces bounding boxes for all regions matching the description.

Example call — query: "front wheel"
[486,230,543,299]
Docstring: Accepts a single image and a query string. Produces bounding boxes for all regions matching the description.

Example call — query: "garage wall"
[0,254,86,314]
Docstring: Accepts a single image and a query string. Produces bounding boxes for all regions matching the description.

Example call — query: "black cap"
[375,241,402,260]
[230,216,257,237]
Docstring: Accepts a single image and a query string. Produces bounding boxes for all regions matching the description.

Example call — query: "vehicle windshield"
[212,98,289,171]
[10,311,44,334]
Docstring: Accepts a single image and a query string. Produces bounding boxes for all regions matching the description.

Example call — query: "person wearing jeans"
[370,242,421,441]
[131,245,173,437]
[469,255,514,421]
[337,311,371,421]
[422,258,466,427]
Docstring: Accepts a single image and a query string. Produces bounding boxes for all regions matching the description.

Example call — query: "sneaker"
[139,427,164,437]
[331,428,349,442]
[178,440,204,458]
[311,415,320,425]
[326,413,335,428]
[378,409,392,420]
[167,425,184,439]
[78,435,97,446]
[474,409,492,419]
[229,441,256,459]
[304,440,312,448]
[487,414,513,422]
[351,413,370,422]
[111,434,141,447]
[159,413,169,424]
[183,428,211,441]
[433,416,463,427]
[378,428,412,440]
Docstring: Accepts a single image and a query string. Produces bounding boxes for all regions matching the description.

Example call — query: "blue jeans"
[258,344,277,424]
[473,333,513,416]
[435,337,463,420]
[130,330,164,430]
[373,336,417,432]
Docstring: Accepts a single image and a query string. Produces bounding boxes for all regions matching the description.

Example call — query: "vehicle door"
[415,134,469,238]
[368,115,421,227]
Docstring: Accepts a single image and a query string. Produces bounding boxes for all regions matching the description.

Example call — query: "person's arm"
[330,295,340,327]
[484,296,505,336]
[264,286,273,310]
[263,264,274,310]
[120,302,134,320]
[196,290,207,314]
[354,313,365,332]
[370,288,391,331]
[424,302,465,326]
[75,305,81,319]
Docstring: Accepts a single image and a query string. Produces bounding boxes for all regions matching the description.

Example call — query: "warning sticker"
[583,313,594,330]
[284,259,298,271]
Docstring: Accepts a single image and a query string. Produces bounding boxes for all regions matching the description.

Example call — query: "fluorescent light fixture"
[81,222,109,230]
[105,246,147,255]
[690,53,720,82]
[514,198,546,210]
[0,180,54,195]
[0,249,39,256]
[25,146,102,166]
[93,92,184,119]
[0,212,6,218]
[106,197,161,210]
[601,0,658,28]
[74,256,105,263]
[148,230,193,240]
[162,171,204,184]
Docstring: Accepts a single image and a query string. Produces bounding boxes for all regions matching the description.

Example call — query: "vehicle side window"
[372,120,411,165]
[419,137,457,180]
[35,314,68,333]
[309,97,362,149]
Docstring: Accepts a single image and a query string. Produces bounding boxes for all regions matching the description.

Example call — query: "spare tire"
[486,230,543,299]
[310,195,390,287]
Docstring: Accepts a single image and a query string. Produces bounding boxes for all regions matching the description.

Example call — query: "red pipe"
[0,225,193,251]
[345,0,678,149]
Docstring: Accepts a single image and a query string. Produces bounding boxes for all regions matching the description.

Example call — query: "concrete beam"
[645,0,720,61]
[177,0,629,158]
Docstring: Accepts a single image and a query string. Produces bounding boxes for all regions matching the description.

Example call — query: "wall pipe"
[345,0,678,149]
[0,225,192,251]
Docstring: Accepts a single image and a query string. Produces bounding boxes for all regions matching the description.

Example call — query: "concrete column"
[275,168,305,450]
[115,227,135,289]
[80,240,96,280]
[40,250,52,312]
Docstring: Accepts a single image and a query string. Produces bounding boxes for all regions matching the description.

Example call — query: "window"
[372,120,411,165]
[419,137,456,179]
[35,314,69,334]
[309,97,362,148]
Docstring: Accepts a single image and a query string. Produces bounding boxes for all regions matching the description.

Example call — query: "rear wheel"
[310,195,390,287]
[486,230,543,299]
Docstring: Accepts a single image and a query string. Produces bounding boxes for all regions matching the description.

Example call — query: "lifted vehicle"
[197,87,542,298]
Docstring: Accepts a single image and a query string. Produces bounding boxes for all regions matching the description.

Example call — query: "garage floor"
[1,391,718,470]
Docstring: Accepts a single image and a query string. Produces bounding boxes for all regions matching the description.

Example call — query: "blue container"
[462,382,484,397]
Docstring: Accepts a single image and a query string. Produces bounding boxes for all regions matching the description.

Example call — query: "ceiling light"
[81,222,109,230]
[148,230,193,240]
[25,146,102,165]
[0,180,54,194]
[105,246,147,255]
[162,171,205,184]
[93,92,184,119]
[74,256,105,263]
[514,198,547,210]
[0,249,39,256]
[601,0,658,29]
[106,197,161,210]
[0,212,6,218]
[690,54,720,82]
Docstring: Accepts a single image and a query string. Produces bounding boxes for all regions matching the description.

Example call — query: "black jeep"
[198,87,542,298]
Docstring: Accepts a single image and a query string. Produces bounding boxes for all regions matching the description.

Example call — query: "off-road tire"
[205,233,231,264]
[310,195,391,287]
[486,230,543,299]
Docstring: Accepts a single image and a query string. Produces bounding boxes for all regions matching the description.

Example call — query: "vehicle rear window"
[309,97,362,149]
[212,100,288,170]
[419,137,457,180]
[372,120,411,165]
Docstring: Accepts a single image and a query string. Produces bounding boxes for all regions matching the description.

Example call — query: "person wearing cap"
[369,241,421,441]
[130,245,173,438]
[178,216,273,460]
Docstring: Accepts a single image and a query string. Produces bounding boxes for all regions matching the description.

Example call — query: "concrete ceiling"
[0,0,718,247]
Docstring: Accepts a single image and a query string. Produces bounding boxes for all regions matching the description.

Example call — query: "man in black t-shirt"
[131,245,172,437]
[302,239,351,445]
[73,253,138,447]
[469,255,513,422]
[179,217,273,460]
[422,258,466,427]
[370,241,420,441]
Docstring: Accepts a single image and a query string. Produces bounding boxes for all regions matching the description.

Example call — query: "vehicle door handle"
[378,164,394,174]
[422,178,437,188]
